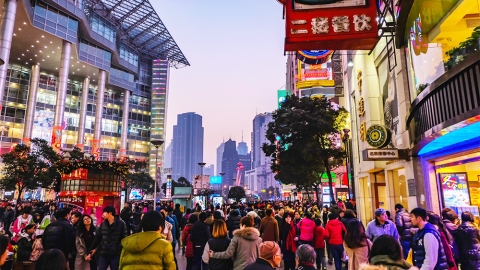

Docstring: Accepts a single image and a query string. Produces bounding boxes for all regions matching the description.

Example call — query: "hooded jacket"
[325,219,346,245]
[210,226,263,270]
[119,231,175,270]
[455,221,480,269]
[361,254,415,270]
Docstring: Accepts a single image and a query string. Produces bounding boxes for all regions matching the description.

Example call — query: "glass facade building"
[0,0,188,181]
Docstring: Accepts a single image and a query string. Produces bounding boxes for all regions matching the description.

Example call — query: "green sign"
[277,90,287,109]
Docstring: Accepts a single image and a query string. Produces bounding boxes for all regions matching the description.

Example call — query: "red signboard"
[284,0,380,51]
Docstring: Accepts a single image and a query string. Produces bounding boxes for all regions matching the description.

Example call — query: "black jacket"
[455,221,480,269]
[190,221,211,246]
[275,215,285,238]
[90,216,127,257]
[173,208,183,227]
[207,237,233,270]
[3,209,14,224]
[42,218,76,258]
[244,258,275,270]
[16,235,33,261]
[120,207,132,224]
[226,211,241,239]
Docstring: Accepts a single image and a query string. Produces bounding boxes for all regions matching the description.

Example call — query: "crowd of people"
[0,199,480,270]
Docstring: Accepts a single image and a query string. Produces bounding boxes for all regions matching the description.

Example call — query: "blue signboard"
[210,176,223,184]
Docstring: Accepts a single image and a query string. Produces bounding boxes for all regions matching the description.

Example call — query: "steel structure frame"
[84,0,189,68]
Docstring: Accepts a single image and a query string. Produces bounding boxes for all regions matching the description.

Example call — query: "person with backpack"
[42,208,75,261]
[395,204,414,259]
[226,208,241,239]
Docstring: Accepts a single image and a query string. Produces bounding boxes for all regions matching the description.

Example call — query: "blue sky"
[152,1,287,167]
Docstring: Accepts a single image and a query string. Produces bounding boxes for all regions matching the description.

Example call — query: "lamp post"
[219,172,225,198]
[198,162,206,206]
[342,129,351,199]
[151,139,164,211]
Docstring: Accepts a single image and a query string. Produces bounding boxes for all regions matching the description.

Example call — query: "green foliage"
[262,95,348,200]
[445,26,480,69]
[0,138,63,201]
[228,186,246,202]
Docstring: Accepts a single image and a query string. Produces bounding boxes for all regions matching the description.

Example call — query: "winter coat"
[281,221,297,263]
[190,221,212,255]
[75,234,91,270]
[173,208,183,227]
[344,239,372,270]
[455,221,480,269]
[341,217,358,230]
[90,216,127,258]
[42,217,76,259]
[437,229,457,270]
[325,219,346,245]
[275,214,284,237]
[298,218,316,242]
[12,215,33,240]
[182,223,195,258]
[411,222,448,270]
[226,210,241,239]
[16,233,34,261]
[244,258,275,270]
[313,225,325,249]
[3,209,14,224]
[119,231,176,270]
[210,226,263,270]
[395,208,414,241]
[361,254,415,270]
[259,216,279,242]
[202,237,233,270]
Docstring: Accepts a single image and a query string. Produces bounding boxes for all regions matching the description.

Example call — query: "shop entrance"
[374,183,387,209]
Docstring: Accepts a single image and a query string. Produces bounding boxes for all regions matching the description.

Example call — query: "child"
[314,218,327,270]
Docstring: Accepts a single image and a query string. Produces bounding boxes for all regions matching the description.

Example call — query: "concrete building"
[216,142,225,175]
[252,113,272,168]
[171,112,204,181]
[0,0,188,184]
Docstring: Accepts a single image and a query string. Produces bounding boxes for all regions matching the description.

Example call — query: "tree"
[228,186,246,202]
[262,95,348,201]
[0,138,63,201]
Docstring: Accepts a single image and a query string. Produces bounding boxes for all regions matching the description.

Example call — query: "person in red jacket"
[182,214,198,270]
[324,213,346,270]
[314,218,327,270]
[296,211,316,246]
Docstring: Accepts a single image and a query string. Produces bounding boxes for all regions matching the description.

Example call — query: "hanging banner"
[284,0,379,51]
[51,125,63,152]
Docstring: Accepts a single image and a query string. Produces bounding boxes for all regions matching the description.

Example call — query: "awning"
[171,194,190,199]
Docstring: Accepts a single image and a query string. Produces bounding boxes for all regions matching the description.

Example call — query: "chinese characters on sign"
[358,97,365,117]
[360,121,366,141]
[441,173,470,207]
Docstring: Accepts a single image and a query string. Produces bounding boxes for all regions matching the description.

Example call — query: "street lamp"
[151,139,164,210]
[219,172,225,198]
[198,162,206,206]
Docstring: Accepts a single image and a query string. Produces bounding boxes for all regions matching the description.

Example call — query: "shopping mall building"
[284,0,479,223]
[0,0,188,194]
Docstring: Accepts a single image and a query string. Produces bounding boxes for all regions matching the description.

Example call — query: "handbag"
[29,238,44,261]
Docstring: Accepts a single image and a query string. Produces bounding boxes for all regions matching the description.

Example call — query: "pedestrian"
[296,211,315,246]
[34,248,67,270]
[313,218,327,270]
[281,212,297,270]
[3,203,15,237]
[190,212,212,270]
[120,203,133,235]
[441,208,460,263]
[246,211,261,229]
[75,214,97,270]
[293,211,302,226]
[344,219,372,270]
[426,212,457,270]
[243,241,282,270]
[90,208,97,226]
[209,215,262,270]
[322,206,330,228]
[455,211,480,270]
[182,214,198,270]
[202,220,233,270]
[274,207,285,237]
[341,209,358,229]
[410,208,448,270]
[366,208,399,242]
[394,204,414,259]
[226,206,241,239]
[42,208,75,261]
[324,212,346,270]
[360,235,417,270]
[295,244,317,270]
[161,207,179,269]
[12,209,33,242]
[337,199,346,211]
[173,204,184,226]
[16,224,36,262]
[119,210,176,270]
[259,208,280,242]
[0,235,9,266]
[88,206,127,270]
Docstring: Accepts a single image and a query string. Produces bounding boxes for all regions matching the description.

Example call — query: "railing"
[406,53,480,148]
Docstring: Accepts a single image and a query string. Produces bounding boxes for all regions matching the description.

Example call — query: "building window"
[32,1,78,42]
[119,44,139,67]
[79,41,111,70]
[89,13,116,43]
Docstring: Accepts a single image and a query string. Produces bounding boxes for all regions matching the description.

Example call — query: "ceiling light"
[36,40,39,43]
[17,58,20,60]
[348,59,354,67]
[83,65,85,67]
[50,41,52,44]
[71,57,73,59]
[42,59,44,61]
[29,59,32,61]
[47,55,49,57]
[44,46,47,48]
[26,50,29,52]
[21,54,24,56]
[34,54,37,57]
[23,22,26,25]
[31,45,34,47]
[71,65,74,67]
[52,51,54,54]
[25,62,28,64]
[55,68,58,69]
[73,72,75,74]
[77,69,79,71]
[13,33,16,36]
[18,28,21,30]
[39,50,42,52]
[93,73,95,75]
[41,35,44,38]
[58,47,60,49]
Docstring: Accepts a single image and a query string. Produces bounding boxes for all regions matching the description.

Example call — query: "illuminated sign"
[210,176,223,184]
[284,0,379,51]
[440,173,470,207]
[297,50,333,65]
[277,90,288,109]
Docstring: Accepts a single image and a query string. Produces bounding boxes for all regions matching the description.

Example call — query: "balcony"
[406,53,480,152]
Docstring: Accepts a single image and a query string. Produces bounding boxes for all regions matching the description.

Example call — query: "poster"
[379,61,399,147]
[212,197,223,207]
[441,173,470,207]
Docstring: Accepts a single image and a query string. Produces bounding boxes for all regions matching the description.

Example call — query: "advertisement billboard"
[210,176,223,185]
[277,90,287,109]
[283,0,379,51]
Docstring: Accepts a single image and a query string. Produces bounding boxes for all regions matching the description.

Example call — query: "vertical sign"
[278,90,287,109]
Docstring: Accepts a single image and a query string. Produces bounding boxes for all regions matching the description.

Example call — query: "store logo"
[365,124,391,148]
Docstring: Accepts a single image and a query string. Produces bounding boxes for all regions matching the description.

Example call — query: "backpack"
[29,238,44,261]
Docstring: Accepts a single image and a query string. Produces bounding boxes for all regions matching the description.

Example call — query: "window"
[119,44,139,67]
[89,13,116,43]
[33,2,78,42]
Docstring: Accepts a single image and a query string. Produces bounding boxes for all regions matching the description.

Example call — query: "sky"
[152,1,287,168]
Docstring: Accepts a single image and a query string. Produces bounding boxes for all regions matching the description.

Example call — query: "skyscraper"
[222,139,239,187]
[163,140,173,169]
[237,141,248,155]
[252,113,272,168]
[171,112,204,181]
[216,142,225,175]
